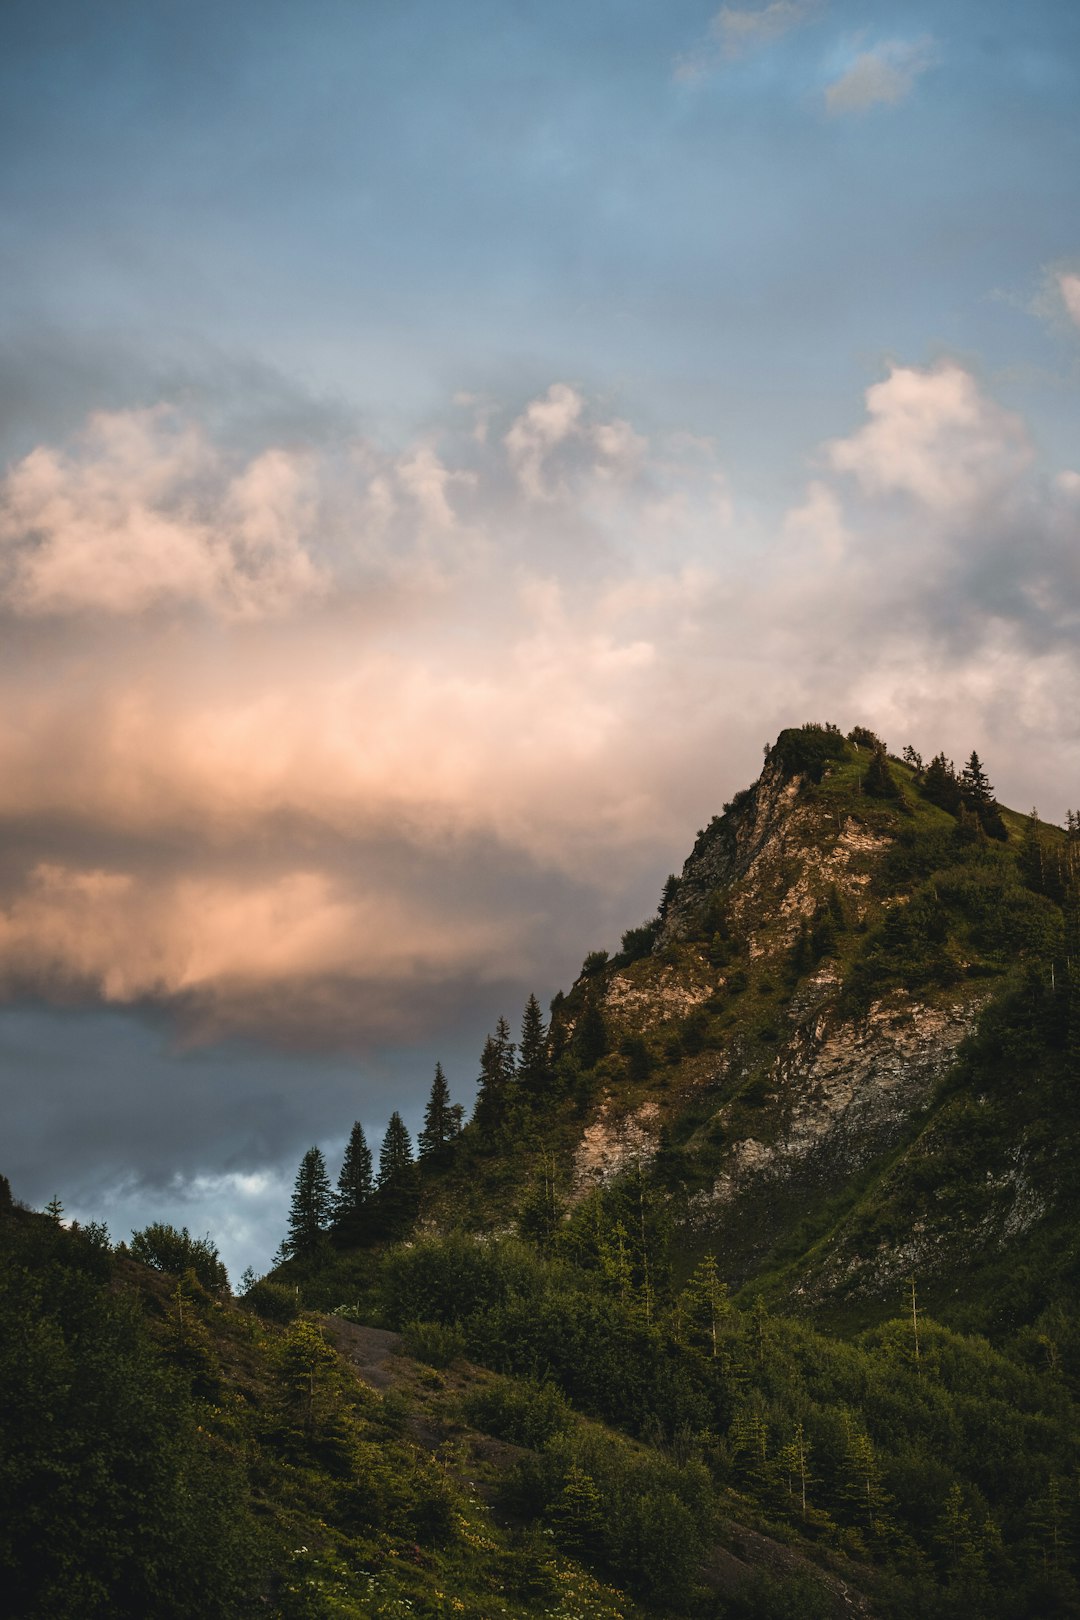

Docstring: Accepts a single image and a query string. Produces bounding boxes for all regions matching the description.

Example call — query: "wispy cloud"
[674,0,820,82]
[825,36,938,115]
[1059,271,1080,328]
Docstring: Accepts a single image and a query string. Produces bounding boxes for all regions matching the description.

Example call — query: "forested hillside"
[5,724,1080,1618]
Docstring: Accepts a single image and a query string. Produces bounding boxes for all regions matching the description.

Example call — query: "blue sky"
[1,0,1079,1274]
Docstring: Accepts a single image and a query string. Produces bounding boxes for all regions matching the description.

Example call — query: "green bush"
[464,1375,571,1448]
[401,1317,466,1367]
[243,1278,300,1322]
[129,1223,229,1293]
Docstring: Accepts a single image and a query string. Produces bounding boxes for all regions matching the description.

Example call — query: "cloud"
[503,384,647,502]
[674,0,819,82]
[503,383,586,500]
[0,407,325,618]
[825,36,938,115]
[0,368,1079,1051]
[1059,272,1080,328]
[781,478,850,562]
[823,362,1031,511]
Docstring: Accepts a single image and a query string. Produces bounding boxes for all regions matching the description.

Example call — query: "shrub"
[243,1279,300,1322]
[129,1223,228,1293]
[401,1318,466,1367]
[464,1376,571,1449]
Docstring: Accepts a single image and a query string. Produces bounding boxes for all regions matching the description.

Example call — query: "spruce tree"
[959,750,1007,839]
[574,998,607,1070]
[658,873,680,920]
[864,744,900,799]
[681,1253,730,1360]
[517,994,550,1099]
[922,753,961,814]
[375,1111,418,1234]
[1020,809,1046,894]
[418,1062,459,1160]
[332,1122,373,1242]
[284,1146,333,1258]
[378,1111,415,1187]
[472,1016,517,1133]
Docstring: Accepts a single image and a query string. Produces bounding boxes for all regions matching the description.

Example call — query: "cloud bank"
[1,364,1079,1049]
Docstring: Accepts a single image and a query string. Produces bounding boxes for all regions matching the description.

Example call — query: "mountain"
[545,723,1077,1331]
[5,722,1080,1619]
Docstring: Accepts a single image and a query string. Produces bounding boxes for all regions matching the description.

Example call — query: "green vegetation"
[6,723,1080,1616]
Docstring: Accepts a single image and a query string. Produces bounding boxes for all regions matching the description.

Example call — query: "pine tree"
[776,1421,813,1518]
[546,1465,604,1553]
[517,994,550,1099]
[284,1147,333,1259]
[864,744,900,799]
[473,1017,517,1133]
[959,750,992,805]
[375,1111,418,1236]
[378,1111,414,1186]
[935,1483,984,1587]
[418,1063,460,1160]
[1020,808,1047,893]
[681,1253,730,1360]
[729,1405,771,1494]
[959,750,1007,839]
[923,752,961,814]
[658,873,680,920]
[331,1122,373,1242]
[574,998,607,1069]
[518,1148,560,1248]
[838,1418,894,1541]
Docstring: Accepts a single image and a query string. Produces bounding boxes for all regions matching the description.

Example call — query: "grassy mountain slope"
[411,724,1076,1337]
[6,722,1080,1618]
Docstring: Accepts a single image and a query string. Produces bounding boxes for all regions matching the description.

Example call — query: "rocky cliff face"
[555,726,1064,1308]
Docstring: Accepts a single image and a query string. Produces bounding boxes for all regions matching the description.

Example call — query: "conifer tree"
[681,1253,730,1360]
[729,1405,771,1493]
[658,873,680,920]
[574,997,607,1069]
[472,1016,517,1133]
[284,1146,333,1258]
[332,1122,373,1242]
[375,1111,418,1235]
[864,744,900,799]
[777,1421,813,1518]
[547,1465,604,1553]
[518,1147,560,1248]
[959,750,1007,839]
[935,1483,984,1586]
[838,1419,894,1541]
[418,1062,460,1160]
[378,1111,415,1187]
[959,750,992,805]
[1020,809,1047,894]
[922,753,961,814]
[517,994,549,1099]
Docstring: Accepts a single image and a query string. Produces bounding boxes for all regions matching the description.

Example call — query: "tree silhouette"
[332,1122,373,1243]
[418,1063,462,1160]
[284,1147,332,1258]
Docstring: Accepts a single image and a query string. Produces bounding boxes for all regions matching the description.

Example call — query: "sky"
[2,0,1079,1277]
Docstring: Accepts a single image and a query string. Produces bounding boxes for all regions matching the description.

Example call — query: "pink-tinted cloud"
[824,362,1032,511]
[0,370,1078,1045]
